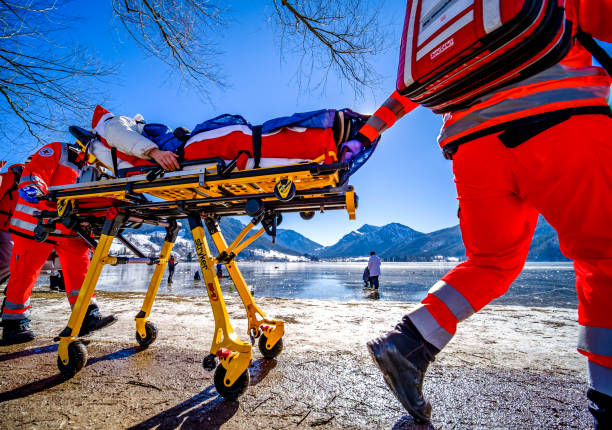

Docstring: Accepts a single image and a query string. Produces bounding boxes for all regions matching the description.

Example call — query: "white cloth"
[89,114,158,173]
[368,254,381,277]
[92,114,157,161]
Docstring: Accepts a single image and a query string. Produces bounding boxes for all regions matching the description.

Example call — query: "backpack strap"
[576,30,612,76]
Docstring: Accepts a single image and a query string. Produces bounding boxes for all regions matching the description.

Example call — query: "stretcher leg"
[205,218,285,359]
[134,220,180,347]
[56,212,127,378]
[187,213,252,400]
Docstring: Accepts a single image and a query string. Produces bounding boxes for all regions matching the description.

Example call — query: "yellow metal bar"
[232,227,266,257]
[58,231,116,364]
[135,240,174,338]
[190,218,252,386]
[209,228,284,343]
[346,189,356,220]
[226,221,255,254]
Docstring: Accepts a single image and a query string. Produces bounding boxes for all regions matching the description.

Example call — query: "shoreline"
[0,293,590,429]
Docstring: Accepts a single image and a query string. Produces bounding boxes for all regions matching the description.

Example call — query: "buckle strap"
[252,125,262,169]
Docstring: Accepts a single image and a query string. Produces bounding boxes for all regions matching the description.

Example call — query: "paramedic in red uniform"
[0,164,24,285]
[339,1,612,427]
[1,142,117,345]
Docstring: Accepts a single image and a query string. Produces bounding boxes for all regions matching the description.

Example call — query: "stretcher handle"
[116,157,227,180]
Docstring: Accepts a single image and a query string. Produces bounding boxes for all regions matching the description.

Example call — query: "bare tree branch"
[270,0,389,95]
[110,0,225,97]
[0,0,390,154]
[0,0,112,152]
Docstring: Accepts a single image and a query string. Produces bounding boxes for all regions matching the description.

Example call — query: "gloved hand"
[339,139,364,162]
[19,185,43,203]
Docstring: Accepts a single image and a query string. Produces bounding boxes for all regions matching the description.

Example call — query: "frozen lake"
[39,261,577,308]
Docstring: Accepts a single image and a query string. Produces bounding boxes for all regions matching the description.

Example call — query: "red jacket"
[0,170,21,231]
[10,142,81,239]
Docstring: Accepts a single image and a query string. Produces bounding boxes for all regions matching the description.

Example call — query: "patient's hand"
[149,148,180,171]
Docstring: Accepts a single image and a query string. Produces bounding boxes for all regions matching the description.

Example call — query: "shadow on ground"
[0,344,144,403]
[128,386,238,430]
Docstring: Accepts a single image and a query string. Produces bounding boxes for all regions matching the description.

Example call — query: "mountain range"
[118,215,568,262]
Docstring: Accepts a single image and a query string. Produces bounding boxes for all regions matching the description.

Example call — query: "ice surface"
[34,261,577,308]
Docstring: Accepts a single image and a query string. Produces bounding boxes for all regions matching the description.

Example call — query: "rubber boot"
[588,388,612,430]
[367,315,440,423]
[1,318,36,345]
[78,304,117,337]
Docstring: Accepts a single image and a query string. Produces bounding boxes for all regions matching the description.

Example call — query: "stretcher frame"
[38,158,357,398]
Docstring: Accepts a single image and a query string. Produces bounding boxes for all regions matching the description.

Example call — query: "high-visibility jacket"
[89,105,157,172]
[0,169,21,231]
[355,0,612,150]
[9,142,81,239]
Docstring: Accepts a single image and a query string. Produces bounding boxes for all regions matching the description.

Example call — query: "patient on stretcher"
[82,105,370,179]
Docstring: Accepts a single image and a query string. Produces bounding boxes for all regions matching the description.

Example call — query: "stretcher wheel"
[214,365,250,400]
[258,334,283,359]
[135,321,158,348]
[57,341,87,378]
[202,353,217,371]
[300,211,315,220]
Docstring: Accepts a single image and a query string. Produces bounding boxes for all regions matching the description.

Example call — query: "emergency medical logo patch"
[274,178,296,201]
[38,147,54,157]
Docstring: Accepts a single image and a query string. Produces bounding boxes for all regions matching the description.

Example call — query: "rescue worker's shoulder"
[566,0,612,43]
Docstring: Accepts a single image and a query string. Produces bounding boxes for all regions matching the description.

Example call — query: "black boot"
[1,318,36,345]
[588,388,612,430]
[367,315,440,423]
[78,304,117,337]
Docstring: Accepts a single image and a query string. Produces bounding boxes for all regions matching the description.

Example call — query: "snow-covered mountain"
[316,216,567,261]
[113,217,322,261]
[318,223,424,258]
[114,216,567,262]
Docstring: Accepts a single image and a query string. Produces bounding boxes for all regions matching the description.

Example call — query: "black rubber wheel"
[57,341,88,378]
[135,321,158,348]
[213,365,250,400]
[258,334,283,359]
[299,211,315,220]
[202,354,217,371]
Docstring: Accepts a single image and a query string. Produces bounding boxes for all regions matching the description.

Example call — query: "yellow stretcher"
[36,156,357,399]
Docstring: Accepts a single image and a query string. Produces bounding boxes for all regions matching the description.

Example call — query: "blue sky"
[1,2,610,246]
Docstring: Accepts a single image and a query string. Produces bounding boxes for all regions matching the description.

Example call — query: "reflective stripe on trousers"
[407,281,474,350]
[1,298,31,320]
[578,326,612,358]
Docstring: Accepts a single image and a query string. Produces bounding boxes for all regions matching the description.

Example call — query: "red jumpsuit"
[1,143,91,322]
[357,1,612,398]
[0,167,21,282]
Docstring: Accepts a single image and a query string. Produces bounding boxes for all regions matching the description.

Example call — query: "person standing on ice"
[0,143,117,345]
[167,256,177,284]
[338,0,612,427]
[367,251,381,290]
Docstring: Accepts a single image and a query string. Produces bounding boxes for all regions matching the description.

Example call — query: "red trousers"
[408,114,612,395]
[1,235,91,321]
